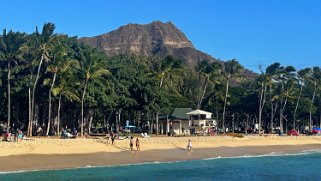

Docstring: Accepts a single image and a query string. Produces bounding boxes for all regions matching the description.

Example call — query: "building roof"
[171,108,193,120]
[186,109,212,116]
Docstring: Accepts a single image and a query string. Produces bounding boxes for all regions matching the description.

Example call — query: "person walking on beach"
[111,132,115,145]
[136,138,140,151]
[187,139,192,150]
[106,133,110,144]
[129,136,134,151]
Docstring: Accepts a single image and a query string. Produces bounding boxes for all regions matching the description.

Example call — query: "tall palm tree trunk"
[81,81,88,137]
[309,87,316,130]
[282,98,288,132]
[222,77,230,133]
[293,84,303,129]
[269,86,274,133]
[30,54,44,136]
[46,72,57,136]
[198,75,209,109]
[258,83,266,134]
[279,101,284,132]
[279,97,289,133]
[270,102,278,134]
[7,62,11,128]
[28,85,32,136]
[156,112,159,134]
[57,93,62,136]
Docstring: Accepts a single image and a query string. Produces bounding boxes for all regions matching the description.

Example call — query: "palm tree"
[52,70,80,136]
[264,63,283,133]
[293,68,311,129]
[308,67,321,130]
[0,29,25,128]
[276,66,296,132]
[222,59,244,133]
[155,56,183,134]
[257,70,267,135]
[80,49,109,137]
[28,23,58,136]
[196,60,222,109]
[44,38,77,136]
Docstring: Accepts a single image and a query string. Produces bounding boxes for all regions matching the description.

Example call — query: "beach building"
[186,109,216,135]
[159,108,216,136]
[158,108,192,136]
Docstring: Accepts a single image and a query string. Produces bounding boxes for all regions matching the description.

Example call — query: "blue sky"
[1,0,320,72]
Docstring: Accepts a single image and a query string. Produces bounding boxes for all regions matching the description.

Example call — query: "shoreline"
[1,136,321,172]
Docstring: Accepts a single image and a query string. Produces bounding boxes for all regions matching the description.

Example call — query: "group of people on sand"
[106,132,117,145]
[129,136,140,151]
[61,126,78,139]
[105,133,140,151]
[2,127,25,142]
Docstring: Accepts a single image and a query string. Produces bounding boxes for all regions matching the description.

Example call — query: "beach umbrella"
[125,125,136,128]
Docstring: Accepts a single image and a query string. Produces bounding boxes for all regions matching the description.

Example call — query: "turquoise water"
[1,151,321,181]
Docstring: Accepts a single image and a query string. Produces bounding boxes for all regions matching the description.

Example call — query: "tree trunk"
[279,100,284,132]
[115,109,121,132]
[279,97,288,132]
[232,114,235,133]
[46,72,57,136]
[270,102,278,134]
[160,74,164,87]
[293,84,303,129]
[88,109,94,134]
[57,93,62,136]
[7,62,11,128]
[30,54,44,136]
[222,76,230,133]
[258,83,266,134]
[198,75,208,109]
[28,86,32,136]
[27,72,33,136]
[81,81,88,137]
[309,87,316,130]
[269,86,273,134]
[151,115,154,134]
[156,112,159,134]
[245,114,249,134]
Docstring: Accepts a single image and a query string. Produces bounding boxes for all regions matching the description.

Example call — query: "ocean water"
[1,150,321,181]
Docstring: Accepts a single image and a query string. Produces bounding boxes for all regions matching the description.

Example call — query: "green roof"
[171,108,193,120]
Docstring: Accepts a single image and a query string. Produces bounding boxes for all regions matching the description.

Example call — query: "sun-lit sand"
[1,135,321,172]
[1,135,321,156]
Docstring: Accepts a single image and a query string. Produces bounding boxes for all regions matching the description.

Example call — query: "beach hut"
[159,108,193,136]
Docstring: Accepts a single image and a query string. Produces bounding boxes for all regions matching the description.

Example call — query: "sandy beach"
[1,135,321,172]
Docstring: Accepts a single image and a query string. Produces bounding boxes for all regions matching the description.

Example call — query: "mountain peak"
[79,21,217,67]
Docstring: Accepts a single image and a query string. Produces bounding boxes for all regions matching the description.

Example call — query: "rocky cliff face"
[79,21,217,67]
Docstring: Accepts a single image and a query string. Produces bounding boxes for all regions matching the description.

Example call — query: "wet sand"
[1,136,321,172]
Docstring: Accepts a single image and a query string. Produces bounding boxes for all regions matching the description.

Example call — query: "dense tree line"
[1,23,321,136]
